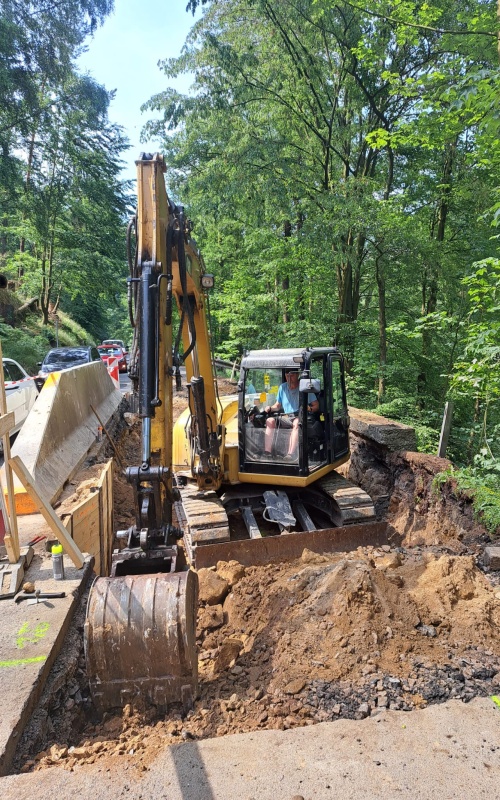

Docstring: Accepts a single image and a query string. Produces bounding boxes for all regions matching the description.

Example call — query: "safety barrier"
[6,361,122,514]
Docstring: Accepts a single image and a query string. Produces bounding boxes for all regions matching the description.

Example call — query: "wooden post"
[9,455,85,568]
[438,400,454,458]
[0,343,20,562]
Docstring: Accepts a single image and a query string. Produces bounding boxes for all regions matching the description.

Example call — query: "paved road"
[119,373,132,393]
[1,698,500,799]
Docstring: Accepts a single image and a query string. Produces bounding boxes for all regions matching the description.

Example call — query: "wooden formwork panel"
[97,460,113,576]
[60,459,114,576]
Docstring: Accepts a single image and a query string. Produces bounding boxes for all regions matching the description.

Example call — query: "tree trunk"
[282,220,291,324]
[417,138,457,405]
[376,256,387,405]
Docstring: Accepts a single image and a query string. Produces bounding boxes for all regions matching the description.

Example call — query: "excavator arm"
[84,154,219,713]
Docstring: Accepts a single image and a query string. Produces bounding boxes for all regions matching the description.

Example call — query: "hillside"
[0,287,106,374]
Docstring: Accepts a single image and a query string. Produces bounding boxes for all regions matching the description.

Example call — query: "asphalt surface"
[1,697,499,799]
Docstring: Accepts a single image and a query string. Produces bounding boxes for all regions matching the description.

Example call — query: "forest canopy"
[0,0,131,344]
[141,0,500,478]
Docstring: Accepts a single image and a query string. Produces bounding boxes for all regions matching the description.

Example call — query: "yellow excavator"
[84,154,382,713]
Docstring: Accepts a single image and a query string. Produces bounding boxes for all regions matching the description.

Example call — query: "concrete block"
[348,407,417,452]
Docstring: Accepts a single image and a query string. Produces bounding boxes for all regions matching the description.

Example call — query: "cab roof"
[241,347,341,370]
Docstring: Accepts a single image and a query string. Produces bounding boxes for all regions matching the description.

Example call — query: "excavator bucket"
[84,570,198,713]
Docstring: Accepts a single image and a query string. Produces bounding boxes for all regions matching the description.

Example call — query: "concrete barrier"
[7,361,122,514]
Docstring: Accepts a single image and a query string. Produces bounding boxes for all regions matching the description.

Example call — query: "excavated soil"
[12,381,500,774]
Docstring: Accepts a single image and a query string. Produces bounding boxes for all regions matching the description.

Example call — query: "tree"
[145,0,498,396]
[10,74,131,323]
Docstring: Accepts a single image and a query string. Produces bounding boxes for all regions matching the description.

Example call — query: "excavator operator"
[264,369,319,460]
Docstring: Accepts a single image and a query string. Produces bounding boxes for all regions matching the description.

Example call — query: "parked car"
[2,357,39,440]
[97,344,128,373]
[36,346,102,390]
[102,339,129,365]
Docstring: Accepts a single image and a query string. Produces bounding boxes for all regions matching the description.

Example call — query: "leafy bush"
[0,322,50,373]
[433,453,500,537]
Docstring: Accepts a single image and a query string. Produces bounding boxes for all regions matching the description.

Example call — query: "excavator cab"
[239,348,350,478]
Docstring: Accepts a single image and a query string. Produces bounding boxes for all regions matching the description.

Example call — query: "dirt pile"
[16,545,500,774]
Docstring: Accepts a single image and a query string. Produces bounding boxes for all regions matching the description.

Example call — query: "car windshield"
[98,346,121,355]
[45,349,88,365]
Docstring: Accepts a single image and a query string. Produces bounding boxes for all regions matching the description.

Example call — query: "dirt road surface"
[2,697,500,799]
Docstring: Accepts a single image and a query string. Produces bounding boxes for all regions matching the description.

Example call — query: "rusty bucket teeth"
[84,570,198,713]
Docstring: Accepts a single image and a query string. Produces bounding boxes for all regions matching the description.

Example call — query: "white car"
[2,357,39,438]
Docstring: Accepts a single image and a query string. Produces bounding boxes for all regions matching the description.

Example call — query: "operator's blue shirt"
[276,384,316,414]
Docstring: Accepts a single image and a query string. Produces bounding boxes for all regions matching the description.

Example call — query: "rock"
[198,604,224,631]
[216,560,246,587]
[198,569,229,605]
[49,744,68,760]
[375,552,402,570]
[349,407,417,451]
[355,702,371,719]
[23,581,36,593]
[226,694,239,711]
[71,746,91,759]
[417,624,437,638]
[301,549,329,564]
[483,547,500,570]
[213,638,242,672]
[284,679,306,695]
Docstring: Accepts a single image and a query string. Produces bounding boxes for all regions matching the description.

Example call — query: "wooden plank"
[293,501,316,532]
[9,455,84,568]
[0,411,15,439]
[72,492,100,525]
[0,344,19,563]
[72,496,100,561]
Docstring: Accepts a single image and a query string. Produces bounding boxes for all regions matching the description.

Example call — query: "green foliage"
[0,322,50,374]
[434,454,500,537]
[450,258,500,403]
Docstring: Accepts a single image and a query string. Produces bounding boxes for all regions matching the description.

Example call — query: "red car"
[97,344,128,373]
